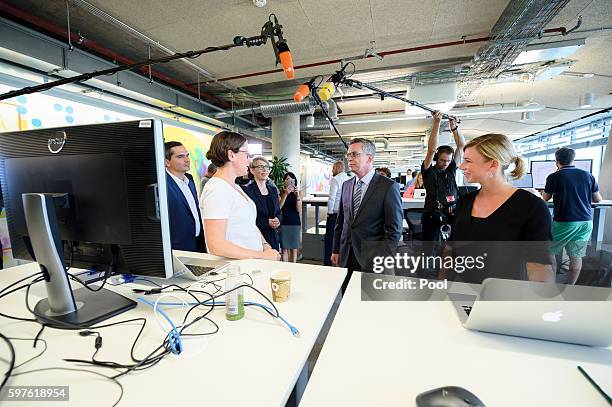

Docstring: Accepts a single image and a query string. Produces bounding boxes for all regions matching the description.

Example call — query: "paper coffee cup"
[270,271,291,302]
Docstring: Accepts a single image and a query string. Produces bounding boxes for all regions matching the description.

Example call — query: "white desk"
[0,255,346,406]
[300,272,612,407]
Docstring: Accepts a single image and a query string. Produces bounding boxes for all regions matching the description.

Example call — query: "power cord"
[0,332,15,391]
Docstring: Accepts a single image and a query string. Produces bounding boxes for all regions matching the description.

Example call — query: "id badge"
[446,195,455,203]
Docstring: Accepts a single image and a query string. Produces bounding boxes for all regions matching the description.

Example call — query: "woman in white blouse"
[200,131,280,260]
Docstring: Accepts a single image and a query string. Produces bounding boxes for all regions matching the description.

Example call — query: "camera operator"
[421,111,465,241]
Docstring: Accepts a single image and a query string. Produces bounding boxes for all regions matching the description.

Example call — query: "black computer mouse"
[416,386,486,407]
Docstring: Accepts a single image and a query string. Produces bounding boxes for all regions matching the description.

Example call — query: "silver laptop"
[449,278,612,347]
[172,253,228,281]
[414,189,427,199]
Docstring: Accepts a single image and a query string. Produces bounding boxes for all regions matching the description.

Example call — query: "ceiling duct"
[260,100,316,118]
[300,117,332,132]
[327,99,339,121]
[215,100,315,119]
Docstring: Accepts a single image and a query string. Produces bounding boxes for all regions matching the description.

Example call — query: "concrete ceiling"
[1,0,612,167]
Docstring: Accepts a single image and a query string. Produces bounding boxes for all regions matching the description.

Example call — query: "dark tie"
[353,180,363,215]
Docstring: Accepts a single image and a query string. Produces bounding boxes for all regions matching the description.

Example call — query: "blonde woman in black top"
[449,133,553,284]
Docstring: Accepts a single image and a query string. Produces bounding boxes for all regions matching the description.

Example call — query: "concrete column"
[271,114,301,176]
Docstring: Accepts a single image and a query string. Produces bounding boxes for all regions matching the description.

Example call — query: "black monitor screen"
[5,153,131,244]
[0,119,172,277]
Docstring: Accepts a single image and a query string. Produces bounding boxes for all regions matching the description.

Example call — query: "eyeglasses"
[345,151,363,159]
[236,149,254,159]
[252,165,270,171]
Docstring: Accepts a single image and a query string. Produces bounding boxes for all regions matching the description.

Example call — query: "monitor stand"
[23,193,136,328]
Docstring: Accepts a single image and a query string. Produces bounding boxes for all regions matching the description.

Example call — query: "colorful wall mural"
[300,155,333,195]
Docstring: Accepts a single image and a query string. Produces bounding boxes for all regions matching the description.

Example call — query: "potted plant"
[269,156,290,191]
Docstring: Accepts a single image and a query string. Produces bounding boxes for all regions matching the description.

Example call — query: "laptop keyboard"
[185,264,216,276]
[461,305,473,316]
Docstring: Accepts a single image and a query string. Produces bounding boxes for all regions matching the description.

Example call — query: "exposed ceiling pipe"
[0,1,230,108]
[215,100,315,118]
[300,117,332,132]
[205,27,567,83]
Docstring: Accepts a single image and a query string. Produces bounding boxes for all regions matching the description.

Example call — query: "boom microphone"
[294,78,315,102]
[261,14,294,80]
[316,63,350,101]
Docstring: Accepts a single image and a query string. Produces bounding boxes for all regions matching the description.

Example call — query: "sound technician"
[421,112,465,241]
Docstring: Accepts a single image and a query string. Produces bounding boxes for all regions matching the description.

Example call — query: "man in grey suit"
[331,138,403,293]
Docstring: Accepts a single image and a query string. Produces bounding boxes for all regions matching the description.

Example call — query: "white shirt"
[166,169,200,237]
[327,171,351,214]
[200,177,263,252]
[353,168,376,204]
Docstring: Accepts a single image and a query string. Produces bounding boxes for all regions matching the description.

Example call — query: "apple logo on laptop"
[542,310,563,322]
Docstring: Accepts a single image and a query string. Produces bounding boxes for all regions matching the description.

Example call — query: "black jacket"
[242,182,282,250]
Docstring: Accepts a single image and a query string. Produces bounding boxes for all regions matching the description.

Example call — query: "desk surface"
[300,273,612,407]
[0,255,346,406]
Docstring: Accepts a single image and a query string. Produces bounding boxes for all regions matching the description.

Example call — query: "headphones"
[433,145,454,162]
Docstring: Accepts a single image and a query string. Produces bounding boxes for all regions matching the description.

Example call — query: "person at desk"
[542,147,602,284]
[242,156,282,251]
[200,131,280,260]
[449,133,553,283]
[403,172,423,198]
[331,138,403,292]
[421,112,465,241]
[165,141,206,252]
[324,161,350,266]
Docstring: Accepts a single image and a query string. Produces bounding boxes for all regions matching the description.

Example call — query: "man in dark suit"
[331,138,403,293]
[165,141,205,252]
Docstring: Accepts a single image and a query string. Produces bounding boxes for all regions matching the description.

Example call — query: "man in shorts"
[543,147,602,284]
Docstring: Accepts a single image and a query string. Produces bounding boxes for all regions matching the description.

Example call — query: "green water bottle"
[225,264,244,321]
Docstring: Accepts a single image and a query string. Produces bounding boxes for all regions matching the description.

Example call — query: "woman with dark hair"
[279,171,301,262]
[242,156,282,251]
[200,131,280,260]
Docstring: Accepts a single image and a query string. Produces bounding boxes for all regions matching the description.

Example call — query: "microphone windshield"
[277,42,294,79]
[294,83,311,102]
[317,82,336,101]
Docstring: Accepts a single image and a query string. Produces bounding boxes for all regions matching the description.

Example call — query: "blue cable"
[151,300,300,337]
[137,298,183,354]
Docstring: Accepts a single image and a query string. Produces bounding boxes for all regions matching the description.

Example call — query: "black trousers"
[341,247,362,295]
[323,213,338,266]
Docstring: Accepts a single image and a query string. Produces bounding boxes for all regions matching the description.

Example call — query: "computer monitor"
[0,119,173,327]
[531,160,593,189]
[510,173,533,188]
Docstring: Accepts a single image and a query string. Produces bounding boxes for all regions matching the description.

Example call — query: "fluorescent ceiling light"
[512,38,585,65]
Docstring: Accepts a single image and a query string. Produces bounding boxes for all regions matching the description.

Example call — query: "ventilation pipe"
[215,100,315,118]
[300,117,332,132]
